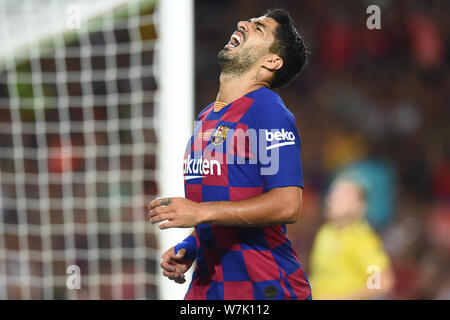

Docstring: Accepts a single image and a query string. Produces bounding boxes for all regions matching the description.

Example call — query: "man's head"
[325,179,368,225]
[218,8,308,89]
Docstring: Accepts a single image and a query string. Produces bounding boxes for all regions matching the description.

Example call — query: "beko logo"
[265,129,296,150]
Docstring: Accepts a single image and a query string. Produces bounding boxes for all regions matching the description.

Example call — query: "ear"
[262,54,283,72]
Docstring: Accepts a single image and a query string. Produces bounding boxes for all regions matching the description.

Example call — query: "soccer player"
[148,8,310,300]
[309,178,394,299]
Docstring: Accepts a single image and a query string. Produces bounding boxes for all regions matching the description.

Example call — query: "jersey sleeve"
[251,99,304,192]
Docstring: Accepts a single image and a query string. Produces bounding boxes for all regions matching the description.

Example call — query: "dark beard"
[217,46,261,77]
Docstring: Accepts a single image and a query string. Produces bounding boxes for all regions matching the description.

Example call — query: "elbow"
[282,199,302,225]
[272,186,302,225]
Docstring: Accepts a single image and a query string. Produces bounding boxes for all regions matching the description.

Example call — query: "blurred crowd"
[195,0,449,299]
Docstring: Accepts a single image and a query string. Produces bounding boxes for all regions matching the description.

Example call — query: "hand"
[160,246,194,284]
[148,197,207,229]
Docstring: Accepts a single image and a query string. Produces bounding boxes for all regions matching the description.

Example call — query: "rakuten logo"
[265,129,296,150]
[183,155,221,180]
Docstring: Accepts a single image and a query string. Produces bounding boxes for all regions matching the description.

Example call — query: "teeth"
[231,34,241,45]
[226,33,241,48]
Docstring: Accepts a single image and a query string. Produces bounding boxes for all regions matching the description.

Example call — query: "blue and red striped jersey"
[183,87,311,300]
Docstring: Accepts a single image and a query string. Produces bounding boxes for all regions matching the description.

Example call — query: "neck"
[216,71,270,104]
[331,215,363,230]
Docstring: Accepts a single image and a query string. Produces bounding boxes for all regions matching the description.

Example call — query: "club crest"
[211,125,229,145]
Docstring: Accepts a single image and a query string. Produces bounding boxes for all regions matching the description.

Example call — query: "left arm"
[345,267,395,300]
[148,186,302,229]
[318,267,395,300]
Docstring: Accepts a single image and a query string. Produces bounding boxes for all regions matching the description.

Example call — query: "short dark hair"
[264,8,308,89]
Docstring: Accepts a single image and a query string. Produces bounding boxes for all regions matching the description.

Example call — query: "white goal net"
[0,0,189,299]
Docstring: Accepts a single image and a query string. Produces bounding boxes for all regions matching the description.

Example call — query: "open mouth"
[225,32,242,49]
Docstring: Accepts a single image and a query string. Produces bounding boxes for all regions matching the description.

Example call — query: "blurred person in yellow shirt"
[309,178,394,299]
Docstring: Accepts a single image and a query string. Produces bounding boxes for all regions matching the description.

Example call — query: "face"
[325,180,366,223]
[218,16,278,76]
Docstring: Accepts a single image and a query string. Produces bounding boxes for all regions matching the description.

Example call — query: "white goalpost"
[0,0,194,300]
[155,0,195,300]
